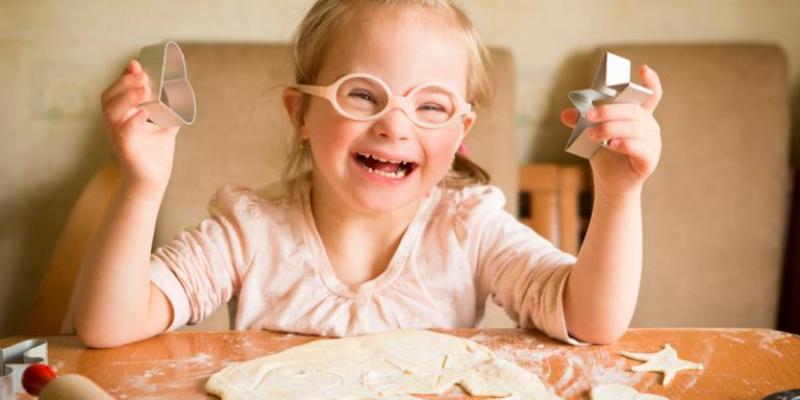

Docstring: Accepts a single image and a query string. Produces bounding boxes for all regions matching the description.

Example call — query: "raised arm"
[74,59,179,348]
[561,65,663,344]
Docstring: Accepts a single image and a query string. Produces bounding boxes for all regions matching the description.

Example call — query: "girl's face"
[291,6,475,215]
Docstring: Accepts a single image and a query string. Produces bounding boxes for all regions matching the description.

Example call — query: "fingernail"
[586,109,597,121]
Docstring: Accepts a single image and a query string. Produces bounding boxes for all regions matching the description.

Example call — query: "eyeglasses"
[293,72,472,129]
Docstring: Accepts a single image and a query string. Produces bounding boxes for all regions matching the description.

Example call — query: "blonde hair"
[283,0,493,194]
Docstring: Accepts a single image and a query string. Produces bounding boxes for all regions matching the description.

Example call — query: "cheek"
[421,128,462,167]
[305,109,369,170]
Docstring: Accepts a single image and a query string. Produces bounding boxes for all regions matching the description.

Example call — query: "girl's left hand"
[560,65,663,202]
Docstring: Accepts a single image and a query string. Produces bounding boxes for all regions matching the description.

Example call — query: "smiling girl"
[75,0,662,348]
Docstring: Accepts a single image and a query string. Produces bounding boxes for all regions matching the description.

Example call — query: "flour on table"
[205,329,561,400]
[619,344,703,386]
[591,384,668,400]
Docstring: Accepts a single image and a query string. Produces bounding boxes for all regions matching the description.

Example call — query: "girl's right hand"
[101,59,180,196]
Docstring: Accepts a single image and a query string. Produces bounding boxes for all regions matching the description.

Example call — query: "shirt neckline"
[299,178,437,298]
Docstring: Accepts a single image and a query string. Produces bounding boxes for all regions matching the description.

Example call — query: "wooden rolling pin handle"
[38,374,116,400]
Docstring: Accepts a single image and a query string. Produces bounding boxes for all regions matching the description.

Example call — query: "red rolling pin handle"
[21,363,56,396]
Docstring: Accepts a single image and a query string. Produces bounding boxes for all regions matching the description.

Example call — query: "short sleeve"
[149,184,266,331]
[456,185,586,346]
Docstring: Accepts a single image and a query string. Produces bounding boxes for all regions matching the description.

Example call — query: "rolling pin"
[22,363,115,399]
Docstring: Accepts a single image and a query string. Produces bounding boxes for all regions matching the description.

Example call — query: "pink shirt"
[149,177,582,345]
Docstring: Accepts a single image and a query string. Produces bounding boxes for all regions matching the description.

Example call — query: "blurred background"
[1,0,799,338]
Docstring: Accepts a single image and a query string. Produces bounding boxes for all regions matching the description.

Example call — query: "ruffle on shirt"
[451,185,507,245]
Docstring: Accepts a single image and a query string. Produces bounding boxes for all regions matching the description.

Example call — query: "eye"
[418,103,447,113]
[348,89,377,104]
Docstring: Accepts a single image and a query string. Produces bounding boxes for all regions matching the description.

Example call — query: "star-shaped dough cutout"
[619,344,703,385]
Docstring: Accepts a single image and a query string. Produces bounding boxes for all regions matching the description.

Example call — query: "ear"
[282,87,307,137]
[456,111,477,152]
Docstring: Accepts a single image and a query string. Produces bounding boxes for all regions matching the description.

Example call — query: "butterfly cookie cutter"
[137,40,197,127]
[0,338,48,398]
[565,52,654,159]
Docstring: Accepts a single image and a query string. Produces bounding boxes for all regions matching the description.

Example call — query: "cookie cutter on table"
[0,339,48,399]
[137,40,197,127]
[762,389,800,400]
[565,52,654,159]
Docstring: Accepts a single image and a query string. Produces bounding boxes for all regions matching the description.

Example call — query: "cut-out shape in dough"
[619,344,703,386]
[206,329,562,400]
[591,384,669,400]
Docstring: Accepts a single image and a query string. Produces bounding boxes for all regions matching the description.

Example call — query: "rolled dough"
[205,329,561,400]
[590,384,668,400]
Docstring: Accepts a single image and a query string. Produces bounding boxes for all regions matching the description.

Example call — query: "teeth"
[358,152,407,166]
[360,164,409,179]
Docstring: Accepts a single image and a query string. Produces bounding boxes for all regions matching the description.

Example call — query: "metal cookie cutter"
[0,339,48,398]
[762,389,800,400]
[565,52,654,159]
[137,40,197,127]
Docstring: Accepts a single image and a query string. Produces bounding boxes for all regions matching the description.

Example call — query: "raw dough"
[591,384,668,400]
[619,344,703,386]
[206,329,561,400]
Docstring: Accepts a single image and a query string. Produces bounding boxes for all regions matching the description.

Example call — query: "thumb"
[560,108,580,128]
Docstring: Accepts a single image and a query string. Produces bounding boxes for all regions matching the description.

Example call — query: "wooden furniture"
[518,164,589,255]
[1,328,797,399]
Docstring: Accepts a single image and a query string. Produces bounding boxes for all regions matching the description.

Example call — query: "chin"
[346,185,427,215]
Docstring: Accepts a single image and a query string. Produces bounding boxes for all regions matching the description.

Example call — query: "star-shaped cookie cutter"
[620,343,703,386]
[137,40,197,127]
[0,338,48,398]
[566,52,654,159]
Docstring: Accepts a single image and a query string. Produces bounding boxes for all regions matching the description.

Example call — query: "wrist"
[119,179,168,205]
[593,184,643,208]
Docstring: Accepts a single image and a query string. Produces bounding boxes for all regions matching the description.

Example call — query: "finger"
[586,103,650,124]
[639,65,663,113]
[101,72,149,106]
[605,137,659,176]
[560,108,580,128]
[119,108,150,137]
[104,85,151,126]
[129,59,143,75]
[585,120,650,142]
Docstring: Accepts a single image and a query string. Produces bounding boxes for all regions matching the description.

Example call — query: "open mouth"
[353,152,418,180]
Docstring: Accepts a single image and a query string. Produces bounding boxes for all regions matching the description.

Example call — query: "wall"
[1,0,799,336]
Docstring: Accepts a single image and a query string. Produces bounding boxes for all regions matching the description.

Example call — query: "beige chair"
[26,43,520,334]
[593,44,790,328]
[32,42,788,336]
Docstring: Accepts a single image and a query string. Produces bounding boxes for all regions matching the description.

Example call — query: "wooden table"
[2,328,799,399]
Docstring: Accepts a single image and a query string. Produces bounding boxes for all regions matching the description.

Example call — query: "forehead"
[319,5,469,95]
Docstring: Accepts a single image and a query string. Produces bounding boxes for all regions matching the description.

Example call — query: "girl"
[75,0,662,348]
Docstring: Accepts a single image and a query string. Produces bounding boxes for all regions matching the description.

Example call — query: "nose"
[372,107,413,141]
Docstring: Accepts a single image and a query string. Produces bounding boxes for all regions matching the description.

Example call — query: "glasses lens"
[335,76,389,119]
[410,86,457,126]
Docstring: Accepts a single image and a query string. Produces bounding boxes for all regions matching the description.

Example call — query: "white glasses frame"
[293,72,473,129]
